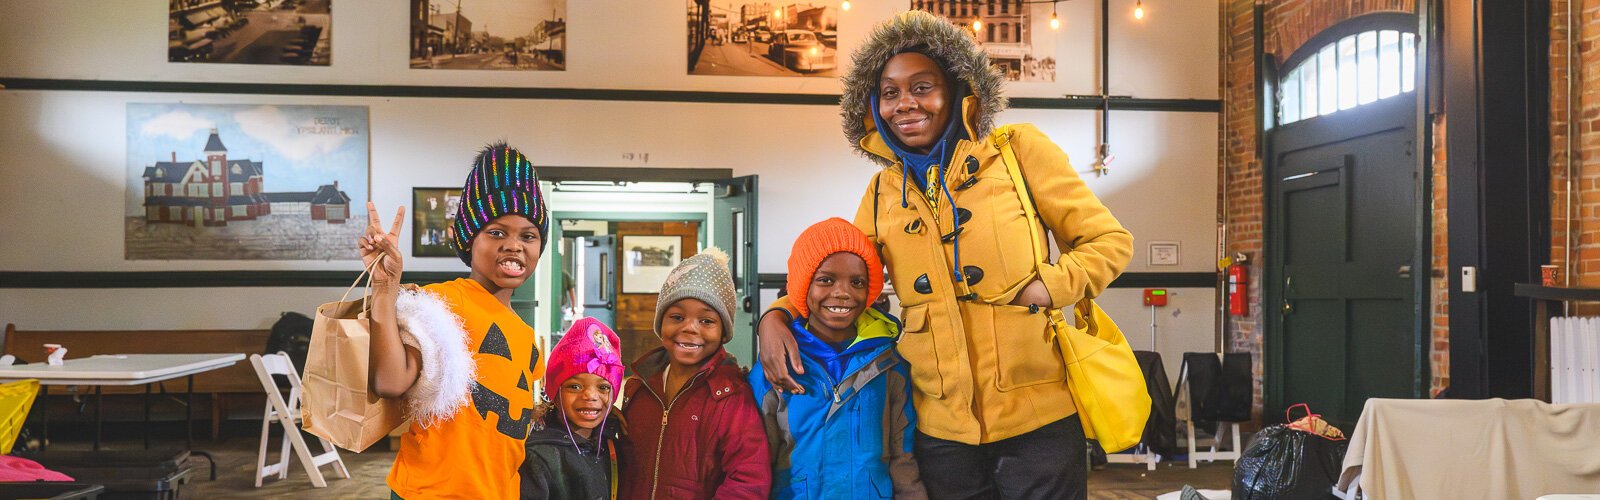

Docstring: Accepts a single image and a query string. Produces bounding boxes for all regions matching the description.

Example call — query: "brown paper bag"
[301,262,405,452]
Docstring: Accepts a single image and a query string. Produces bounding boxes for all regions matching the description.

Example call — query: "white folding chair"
[250,352,349,487]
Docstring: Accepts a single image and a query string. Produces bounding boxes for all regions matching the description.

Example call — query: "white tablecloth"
[1338,398,1600,499]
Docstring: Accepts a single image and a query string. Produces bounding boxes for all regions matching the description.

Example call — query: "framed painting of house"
[412,187,462,258]
[125,103,370,260]
[621,235,682,294]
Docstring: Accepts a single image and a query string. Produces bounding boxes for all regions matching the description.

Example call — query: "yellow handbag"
[993,126,1152,453]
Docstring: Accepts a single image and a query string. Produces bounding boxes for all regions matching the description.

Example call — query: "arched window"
[1279,29,1416,125]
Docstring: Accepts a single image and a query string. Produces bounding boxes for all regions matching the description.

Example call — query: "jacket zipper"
[642,370,706,500]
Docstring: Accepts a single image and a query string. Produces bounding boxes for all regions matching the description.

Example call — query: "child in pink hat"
[520,317,625,499]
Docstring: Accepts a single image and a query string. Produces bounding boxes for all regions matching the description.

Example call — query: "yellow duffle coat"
[849,96,1133,444]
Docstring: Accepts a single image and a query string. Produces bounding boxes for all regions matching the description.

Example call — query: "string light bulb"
[1050,6,1060,30]
[841,0,850,11]
[1134,0,1145,20]
[973,19,984,31]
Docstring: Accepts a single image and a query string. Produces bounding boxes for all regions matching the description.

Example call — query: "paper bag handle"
[339,258,381,309]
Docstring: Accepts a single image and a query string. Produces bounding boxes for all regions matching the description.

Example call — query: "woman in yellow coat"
[758,11,1133,499]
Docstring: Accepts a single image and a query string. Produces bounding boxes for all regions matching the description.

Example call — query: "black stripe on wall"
[0,78,1220,113]
[0,271,1215,289]
[757,272,1215,290]
[0,271,469,289]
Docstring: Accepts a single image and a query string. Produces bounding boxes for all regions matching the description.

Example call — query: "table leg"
[93,385,102,452]
[144,383,152,450]
[186,374,194,449]
[37,385,49,450]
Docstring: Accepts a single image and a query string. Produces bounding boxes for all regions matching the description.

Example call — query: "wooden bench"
[2,323,270,439]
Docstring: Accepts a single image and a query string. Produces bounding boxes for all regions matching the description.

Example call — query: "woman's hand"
[360,201,406,284]
[1009,279,1052,309]
[757,310,806,394]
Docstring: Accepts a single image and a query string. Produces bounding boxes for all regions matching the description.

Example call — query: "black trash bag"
[1232,422,1347,499]
[267,311,314,373]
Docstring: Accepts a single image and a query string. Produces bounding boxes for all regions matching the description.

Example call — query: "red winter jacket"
[619,347,770,500]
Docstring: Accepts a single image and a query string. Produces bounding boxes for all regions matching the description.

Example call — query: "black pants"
[914,415,1088,500]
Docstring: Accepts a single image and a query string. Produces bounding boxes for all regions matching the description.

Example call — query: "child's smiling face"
[556,373,612,439]
[659,298,724,369]
[806,252,869,343]
[466,214,542,294]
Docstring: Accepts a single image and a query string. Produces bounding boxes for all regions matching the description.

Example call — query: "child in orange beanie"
[750,217,924,499]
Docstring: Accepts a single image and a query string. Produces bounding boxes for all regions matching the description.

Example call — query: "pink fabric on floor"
[0,455,73,482]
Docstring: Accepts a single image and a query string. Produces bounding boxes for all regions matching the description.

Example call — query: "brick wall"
[1219,0,1262,417]
[1431,116,1449,395]
[1549,0,1598,309]
[1218,0,1438,419]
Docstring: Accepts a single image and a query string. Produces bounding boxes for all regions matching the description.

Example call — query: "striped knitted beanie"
[449,142,548,265]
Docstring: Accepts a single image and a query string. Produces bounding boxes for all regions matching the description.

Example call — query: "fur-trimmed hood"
[841,10,1007,167]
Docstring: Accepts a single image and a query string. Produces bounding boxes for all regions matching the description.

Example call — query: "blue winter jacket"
[748,308,925,499]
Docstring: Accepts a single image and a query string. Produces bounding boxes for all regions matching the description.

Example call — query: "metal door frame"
[544,211,709,332]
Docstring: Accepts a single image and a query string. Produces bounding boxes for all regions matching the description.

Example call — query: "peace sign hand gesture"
[360,201,406,285]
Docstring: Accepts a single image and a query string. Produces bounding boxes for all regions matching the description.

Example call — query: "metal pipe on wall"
[1566,0,1580,298]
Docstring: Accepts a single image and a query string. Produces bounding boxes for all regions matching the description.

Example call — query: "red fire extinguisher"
[1226,263,1249,316]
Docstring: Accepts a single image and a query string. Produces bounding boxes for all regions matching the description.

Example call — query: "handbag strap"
[993,127,1094,330]
[993,127,1067,299]
[991,126,1050,272]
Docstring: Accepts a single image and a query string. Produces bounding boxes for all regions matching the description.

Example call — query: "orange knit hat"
[787,218,883,319]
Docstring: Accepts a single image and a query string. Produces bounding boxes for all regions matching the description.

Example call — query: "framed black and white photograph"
[687,1,840,77]
[912,0,1057,82]
[412,187,463,258]
[169,0,331,65]
[622,235,683,294]
[410,0,567,71]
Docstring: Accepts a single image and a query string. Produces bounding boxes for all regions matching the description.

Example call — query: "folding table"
[0,353,245,451]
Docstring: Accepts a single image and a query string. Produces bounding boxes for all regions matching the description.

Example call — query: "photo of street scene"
[168,0,331,65]
[687,1,840,77]
[410,0,566,71]
[911,0,1056,82]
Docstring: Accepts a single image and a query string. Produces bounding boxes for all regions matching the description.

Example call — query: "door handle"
[1397,265,1412,278]
[1282,300,1293,316]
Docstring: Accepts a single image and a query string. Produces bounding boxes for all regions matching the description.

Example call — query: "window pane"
[1284,68,1302,123]
[1379,30,1400,98]
[1358,31,1378,104]
[1339,35,1358,110]
[1402,32,1416,93]
[1283,67,1301,123]
[1319,44,1338,115]
[1301,61,1319,119]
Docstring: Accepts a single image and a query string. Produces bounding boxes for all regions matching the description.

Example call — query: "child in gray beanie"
[617,247,771,498]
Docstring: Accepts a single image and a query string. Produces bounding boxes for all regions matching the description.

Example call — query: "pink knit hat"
[544,317,625,399]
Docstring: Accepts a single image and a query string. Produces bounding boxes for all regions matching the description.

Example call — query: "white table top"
[0,353,246,386]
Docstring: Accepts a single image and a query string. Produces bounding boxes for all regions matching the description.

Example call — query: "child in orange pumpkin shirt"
[361,143,549,499]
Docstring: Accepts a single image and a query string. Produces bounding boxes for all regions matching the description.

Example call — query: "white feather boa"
[395,288,477,427]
